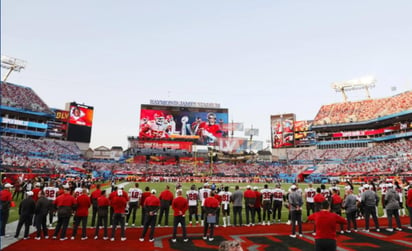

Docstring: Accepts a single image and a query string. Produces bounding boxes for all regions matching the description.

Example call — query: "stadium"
[1,56,412,250]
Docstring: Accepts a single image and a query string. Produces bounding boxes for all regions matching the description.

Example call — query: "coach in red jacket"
[110,189,128,241]
[171,190,189,242]
[94,190,110,240]
[90,184,101,227]
[308,200,347,251]
[203,191,219,241]
[158,185,174,226]
[71,188,91,240]
[53,185,77,240]
[140,189,160,242]
[407,184,412,229]
[244,185,256,226]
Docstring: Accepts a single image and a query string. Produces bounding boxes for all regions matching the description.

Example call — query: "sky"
[2,1,412,150]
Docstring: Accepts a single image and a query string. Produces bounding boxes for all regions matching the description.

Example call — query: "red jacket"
[314,193,326,203]
[254,191,262,208]
[144,195,161,207]
[159,189,174,202]
[32,188,42,202]
[308,210,347,240]
[407,188,412,208]
[111,195,127,214]
[141,191,152,207]
[90,189,101,200]
[172,196,188,216]
[204,196,219,208]
[55,193,76,207]
[0,189,12,202]
[76,194,91,216]
[97,195,110,207]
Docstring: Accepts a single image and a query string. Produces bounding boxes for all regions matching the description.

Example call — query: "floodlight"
[331,76,376,101]
[1,55,27,82]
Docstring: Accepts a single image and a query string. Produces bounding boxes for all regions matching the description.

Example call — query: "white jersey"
[329,186,340,196]
[260,188,272,201]
[186,189,199,206]
[272,188,285,201]
[395,186,404,203]
[218,191,232,210]
[198,188,211,206]
[304,187,316,203]
[128,188,142,203]
[43,186,59,201]
[74,187,88,197]
[320,189,330,200]
[379,183,388,195]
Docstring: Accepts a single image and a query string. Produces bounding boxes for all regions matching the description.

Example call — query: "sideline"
[0,182,130,249]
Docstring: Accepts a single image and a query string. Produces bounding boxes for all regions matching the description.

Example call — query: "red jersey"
[307,210,347,239]
[172,196,188,216]
[76,194,91,216]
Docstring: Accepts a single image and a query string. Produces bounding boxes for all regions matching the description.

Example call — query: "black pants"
[262,200,271,221]
[91,205,98,227]
[387,208,401,229]
[72,216,88,238]
[126,202,138,225]
[109,207,114,226]
[245,205,255,225]
[47,200,55,225]
[141,214,157,239]
[233,206,242,226]
[203,216,215,238]
[273,200,282,220]
[346,210,357,230]
[15,214,33,238]
[158,206,170,225]
[291,210,302,235]
[53,215,71,239]
[111,213,126,238]
[363,205,379,230]
[255,207,261,222]
[315,239,336,251]
[35,213,48,238]
[306,202,315,216]
[94,214,108,238]
[0,208,10,236]
[172,215,187,239]
[141,207,146,226]
[188,206,199,222]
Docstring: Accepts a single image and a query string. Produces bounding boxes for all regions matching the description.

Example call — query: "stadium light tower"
[331,76,376,102]
[1,55,27,82]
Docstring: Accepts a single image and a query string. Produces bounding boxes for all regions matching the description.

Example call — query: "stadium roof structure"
[331,76,376,102]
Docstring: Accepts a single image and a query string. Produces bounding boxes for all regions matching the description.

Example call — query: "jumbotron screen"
[139,104,229,145]
[271,113,295,148]
[69,103,94,127]
[67,102,94,143]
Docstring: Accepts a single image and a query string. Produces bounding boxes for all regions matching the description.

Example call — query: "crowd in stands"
[1,82,52,114]
[1,135,412,182]
[313,91,412,125]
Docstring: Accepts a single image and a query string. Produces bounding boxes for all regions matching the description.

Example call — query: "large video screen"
[139,105,229,145]
[294,120,316,146]
[271,113,295,148]
[67,102,93,143]
[69,103,94,127]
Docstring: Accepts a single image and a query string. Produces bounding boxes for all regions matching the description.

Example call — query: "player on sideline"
[199,183,212,226]
[261,184,272,225]
[43,182,59,227]
[171,190,189,243]
[272,183,285,223]
[304,183,316,217]
[186,184,200,226]
[219,186,232,227]
[126,183,142,227]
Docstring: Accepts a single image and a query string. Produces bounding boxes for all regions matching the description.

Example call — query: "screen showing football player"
[199,112,223,144]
